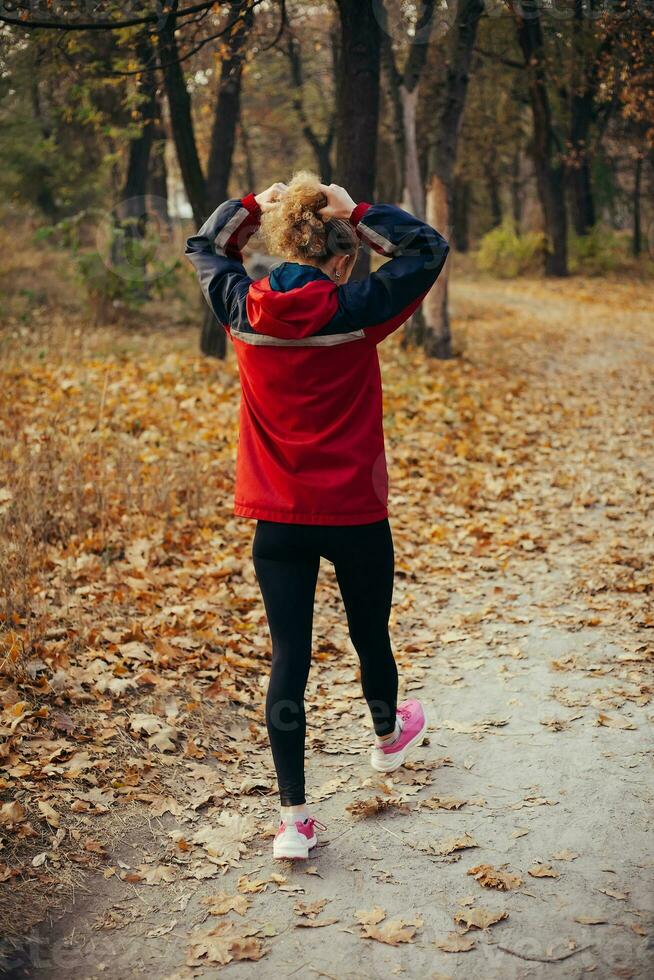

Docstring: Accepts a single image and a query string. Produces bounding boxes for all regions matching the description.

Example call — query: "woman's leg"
[252,522,320,806]
[328,520,398,738]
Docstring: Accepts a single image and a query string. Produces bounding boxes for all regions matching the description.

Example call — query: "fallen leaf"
[149,796,185,818]
[528,863,560,878]
[435,932,476,952]
[293,899,328,920]
[187,921,266,966]
[0,801,26,825]
[295,918,340,928]
[192,812,256,864]
[421,796,468,810]
[202,893,250,916]
[237,875,268,894]
[596,713,637,730]
[453,907,508,932]
[355,907,386,926]
[597,886,628,901]
[37,800,60,828]
[467,864,523,890]
[431,833,478,856]
[137,864,176,885]
[551,849,579,861]
[360,916,422,946]
[346,796,409,818]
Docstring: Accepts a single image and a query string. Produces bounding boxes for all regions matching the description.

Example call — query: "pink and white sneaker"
[272,816,326,860]
[370,699,428,773]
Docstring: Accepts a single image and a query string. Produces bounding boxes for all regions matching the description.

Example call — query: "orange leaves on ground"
[345,796,409,818]
[293,898,339,928]
[435,932,477,952]
[36,799,60,828]
[202,892,251,917]
[429,832,478,856]
[528,863,561,879]
[191,811,256,866]
[186,920,268,966]
[421,795,468,810]
[453,907,509,932]
[467,864,523,890]
[2,274,653,950]
[355,907,422,945]
[355,907,386,926]
[595,712,637,730]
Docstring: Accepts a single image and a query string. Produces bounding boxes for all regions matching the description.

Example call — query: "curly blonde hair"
[261,171,359,264]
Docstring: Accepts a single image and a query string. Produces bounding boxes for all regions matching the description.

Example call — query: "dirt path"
[7,277,654,979]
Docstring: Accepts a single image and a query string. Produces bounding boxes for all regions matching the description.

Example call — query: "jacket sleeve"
[184,193,261,332]
[338,202,449,345]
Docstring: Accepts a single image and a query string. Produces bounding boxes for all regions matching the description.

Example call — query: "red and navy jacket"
[185,194,449,525]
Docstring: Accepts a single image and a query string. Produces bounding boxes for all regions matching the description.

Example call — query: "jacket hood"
[246,262,339,340]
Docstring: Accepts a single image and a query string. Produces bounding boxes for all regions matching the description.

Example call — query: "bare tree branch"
[107,1,268,76]
[0,1,219,32]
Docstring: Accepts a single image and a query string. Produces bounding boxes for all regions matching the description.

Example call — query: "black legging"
[252,518,398,806]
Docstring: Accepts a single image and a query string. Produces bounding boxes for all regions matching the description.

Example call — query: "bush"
[476,221,546,278]
[76,250,145,324]
[33,210,181,324]
[568,226,629,276]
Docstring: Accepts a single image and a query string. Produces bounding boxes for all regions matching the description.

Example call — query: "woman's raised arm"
[184,183,287,329]
[338,202,449,346]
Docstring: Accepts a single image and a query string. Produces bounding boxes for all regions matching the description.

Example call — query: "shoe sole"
[273,834,317,860]
[369,710,429,773]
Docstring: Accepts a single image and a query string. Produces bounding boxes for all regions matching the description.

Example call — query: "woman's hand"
[255,182,288,212]
[318,183,357,221]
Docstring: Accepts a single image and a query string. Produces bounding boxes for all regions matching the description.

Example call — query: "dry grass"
[0,426,209,626]
[0,215,222,953]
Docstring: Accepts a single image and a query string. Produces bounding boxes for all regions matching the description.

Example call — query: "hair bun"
[261,170,358,264]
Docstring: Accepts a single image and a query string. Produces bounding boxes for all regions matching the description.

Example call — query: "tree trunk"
[510,149,522,231]
[157,2,207,226]
[423,0,483,358]
[533,151,567,275]
[287,33,335,183]
[401,86,425,217]
[334,0,381,280]
[514,1,568,276]
[206,1,252,203]
[380,33,406,201]
[239,114,256,191]
[147,102,171,228]
[113,34,158,290]
[203,1,253,358]
[632,155,642,257]
[569,91,595,236]
[389,84,425,347]
[486,167,502,228]
[158,2,254,359]
[121,35,157,215]
[29,49,58,219]
[379,0,435,216]
[334,0,380,202]
[566,0,610,237]
[424,174,452,359]
[379,0,434,347]
[453,176,470,252]
[200,313,228,358]
[158,11,213,352]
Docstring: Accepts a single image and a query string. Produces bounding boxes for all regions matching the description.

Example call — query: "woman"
[186,173,449,860]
